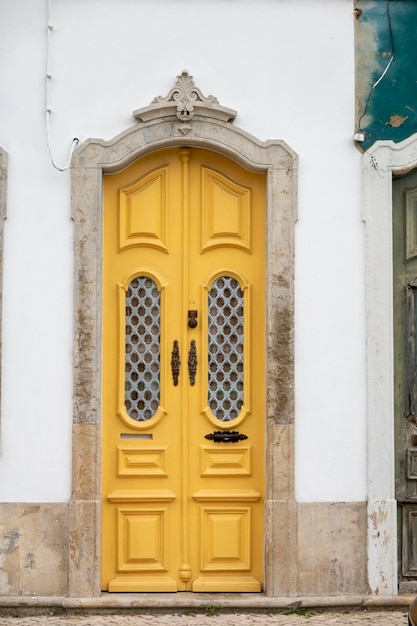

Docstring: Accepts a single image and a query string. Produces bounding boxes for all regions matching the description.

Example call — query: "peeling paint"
[21,505,40,516]
[388,114,408,127]
[355,0,417,149]
[69,530,79,564]
[1,530,20,554]
[369,506,388,530]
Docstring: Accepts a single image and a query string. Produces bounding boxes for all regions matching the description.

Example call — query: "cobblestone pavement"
[0,609,408,626]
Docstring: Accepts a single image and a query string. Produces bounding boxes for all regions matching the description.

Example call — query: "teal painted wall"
[355,0,417,151]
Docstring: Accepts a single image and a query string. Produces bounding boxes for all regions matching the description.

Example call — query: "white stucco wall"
[0,0,365,502]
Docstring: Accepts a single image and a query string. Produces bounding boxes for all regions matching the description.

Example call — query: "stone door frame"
[363,133,417,596]
[69,73,297,597]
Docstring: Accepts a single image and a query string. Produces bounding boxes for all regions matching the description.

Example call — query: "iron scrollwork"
[188,339,197,385]
[205,430,248,443]
[171,340,180,386]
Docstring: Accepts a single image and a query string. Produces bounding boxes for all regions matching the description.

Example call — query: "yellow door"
[101,147,265,592]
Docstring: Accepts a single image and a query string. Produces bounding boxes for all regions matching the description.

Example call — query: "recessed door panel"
[102,148,265,592]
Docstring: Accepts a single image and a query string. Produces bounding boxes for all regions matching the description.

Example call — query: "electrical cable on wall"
[45,0,79,171]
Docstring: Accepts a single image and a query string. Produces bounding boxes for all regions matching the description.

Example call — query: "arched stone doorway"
[69,71,297,597]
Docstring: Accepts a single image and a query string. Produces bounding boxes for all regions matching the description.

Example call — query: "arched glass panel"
[125,276,160,421]
[208,276,244,421]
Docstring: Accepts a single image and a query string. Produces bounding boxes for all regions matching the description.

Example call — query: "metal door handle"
[188,340,197,385]
[171,339,197,385]
[171,340,180,386]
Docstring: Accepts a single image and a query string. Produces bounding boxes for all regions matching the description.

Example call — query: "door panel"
[393,169,417,590]
[102,148,265,592]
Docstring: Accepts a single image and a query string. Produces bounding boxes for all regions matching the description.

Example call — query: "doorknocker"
[188,310,198,328]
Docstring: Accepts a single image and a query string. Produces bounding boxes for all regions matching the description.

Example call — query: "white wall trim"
[364,133,417,595]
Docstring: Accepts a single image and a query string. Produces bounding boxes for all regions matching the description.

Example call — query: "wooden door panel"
[118,166,169,252]
[201,167,251,252]
[188,150,265,591]
[200,445,252,476]
[102,150,183,591]
[394,169,417,590]
[403,504,417,577]
[200,505,252,570]
[102,148,265,592]
[107,492,178,591]
[116,506,168,571]
[117,445,168,477]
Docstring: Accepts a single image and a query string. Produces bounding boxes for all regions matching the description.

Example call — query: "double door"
[101,147,265,592]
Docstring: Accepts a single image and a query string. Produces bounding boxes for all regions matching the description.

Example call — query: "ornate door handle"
[171,340,180,386]
[188,339,197,385]
[171,340,197,385]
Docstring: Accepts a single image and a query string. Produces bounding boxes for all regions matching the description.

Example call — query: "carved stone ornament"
[134,70,237,124]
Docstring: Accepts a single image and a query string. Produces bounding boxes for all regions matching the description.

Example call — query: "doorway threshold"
[0,593,414,610]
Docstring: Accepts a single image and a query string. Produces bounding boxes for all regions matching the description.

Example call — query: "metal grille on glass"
[208,276,244,421]
[125,276,160,421]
